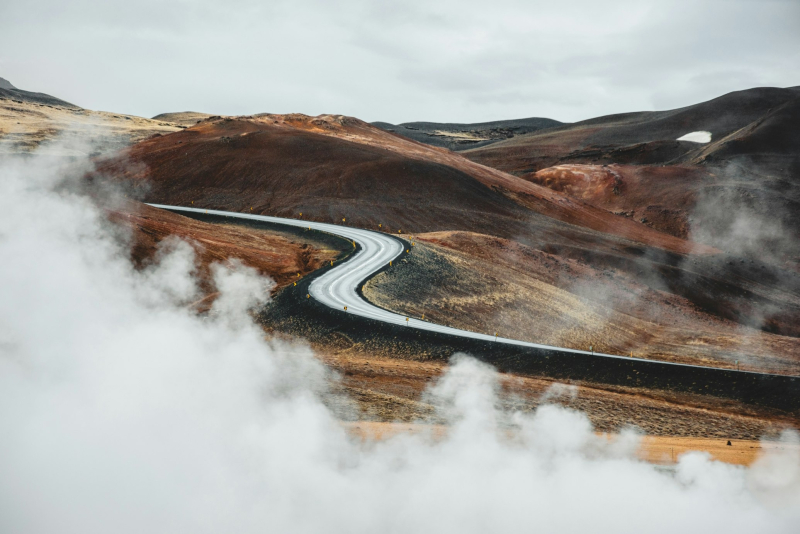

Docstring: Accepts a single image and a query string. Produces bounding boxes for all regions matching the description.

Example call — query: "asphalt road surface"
[149,204,777,375]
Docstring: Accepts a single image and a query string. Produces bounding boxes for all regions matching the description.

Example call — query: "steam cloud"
[1,146,799,533]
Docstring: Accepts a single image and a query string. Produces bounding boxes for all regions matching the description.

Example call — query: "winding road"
[149,204,789,376]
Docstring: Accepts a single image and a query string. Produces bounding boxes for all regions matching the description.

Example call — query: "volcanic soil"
[319,349,798,440]
[106,200,339,306]
[0,98,182,156]
[464,87,800,265]
[95,110,800,375]
[6,79,798,453]
[97,113,707,255]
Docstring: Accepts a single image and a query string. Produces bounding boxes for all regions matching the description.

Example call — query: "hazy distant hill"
[152,111,216,127]
[0,76,79,108]
[0,76,180,155]
[372,117,562,151]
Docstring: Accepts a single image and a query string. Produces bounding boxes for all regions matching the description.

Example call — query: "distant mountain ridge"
[151,111,215,127]
[0,76,79,108]
[373,86,800,161]
[372,117,562,151]
[465,85,800,170]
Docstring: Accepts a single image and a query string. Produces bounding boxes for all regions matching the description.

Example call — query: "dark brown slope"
[441,88,800,347]
[113,118,527,236]
[465,86,800,173]
[99,114,710,256]
[695,96,800,172]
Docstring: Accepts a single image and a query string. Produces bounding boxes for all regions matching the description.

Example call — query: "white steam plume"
[0,145,799,533]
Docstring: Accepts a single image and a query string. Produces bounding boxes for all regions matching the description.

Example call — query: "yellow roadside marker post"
[307,294,310,298]
[344,306,347,311]
[389,261,392,266]
[422,313,425,320]
[495,332,498,341]
[293,282,297,286]
[342,218,346,223]
[398,229,402,234]
[406,317,409,326]
[300,212,303,217]
[379,224,382,228]
[406,249,409,253]
[590,345,594,355]
[330,260,334,266]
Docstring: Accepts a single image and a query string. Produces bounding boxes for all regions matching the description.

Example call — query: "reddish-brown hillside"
[94,112,800,362]
[461,89,800,265]
[464,87,800,174]
[98,114,711,256]
[106,200,339,302]
[527,164,707,239]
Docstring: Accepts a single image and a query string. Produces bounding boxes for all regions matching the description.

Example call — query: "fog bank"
[0,146,798,533]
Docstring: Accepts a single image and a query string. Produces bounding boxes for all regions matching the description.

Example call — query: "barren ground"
[0,98,181,155]
[363,233,800,374]
[343,421,798,466]
[151,111,216,127]
[96,114,800,374]
[6,90,798,457]
[319,348,798,440]
[103,205,800,443]
[106,201,339,304]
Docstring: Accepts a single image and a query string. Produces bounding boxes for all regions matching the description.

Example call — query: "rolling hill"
[464,86,800,171]
[456,87,800,265]
[0,76,79,108]
[0,76,181,155]
[372,117,562,151]
[95,111,800,373]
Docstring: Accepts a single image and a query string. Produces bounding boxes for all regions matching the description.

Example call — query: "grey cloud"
[0,1,798,131]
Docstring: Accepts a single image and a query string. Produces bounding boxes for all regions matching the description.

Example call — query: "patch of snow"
[677,131,712,143]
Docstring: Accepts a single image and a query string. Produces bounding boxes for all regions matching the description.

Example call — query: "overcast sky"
[1,0,798,123]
